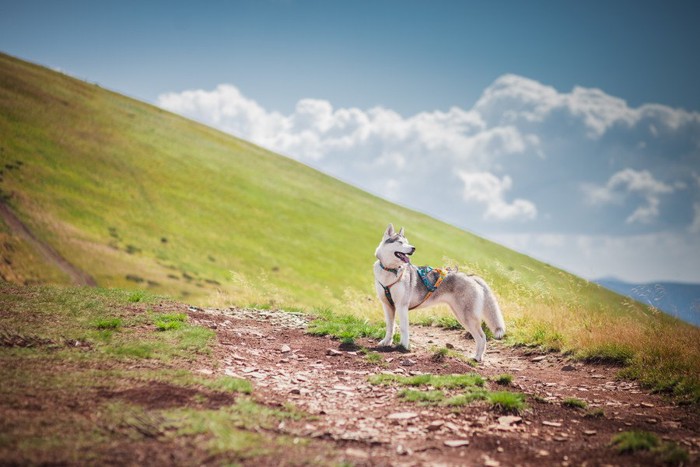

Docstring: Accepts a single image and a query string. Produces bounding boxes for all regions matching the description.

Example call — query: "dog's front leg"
[378,302,395,347]
[396,304,411,351]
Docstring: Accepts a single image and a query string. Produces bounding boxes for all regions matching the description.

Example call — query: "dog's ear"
[384,224,395,237]
[398,227,405,237]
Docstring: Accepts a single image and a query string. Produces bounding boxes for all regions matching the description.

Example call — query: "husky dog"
[374,224,506,361]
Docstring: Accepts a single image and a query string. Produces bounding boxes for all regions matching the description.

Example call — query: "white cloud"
[157,74,700,281]
[582,169,675,224]
[458,171,537,221]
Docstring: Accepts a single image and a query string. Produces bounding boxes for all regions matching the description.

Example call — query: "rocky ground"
[186,306,699,466]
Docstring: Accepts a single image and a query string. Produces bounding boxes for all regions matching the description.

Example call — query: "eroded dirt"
[190,306,699,466]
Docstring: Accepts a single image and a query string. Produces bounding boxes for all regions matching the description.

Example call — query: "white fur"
[374,224,506,361]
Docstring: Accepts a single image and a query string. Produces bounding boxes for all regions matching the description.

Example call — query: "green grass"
[203,376,253,395]
[307,308,385,342]
[584,408,605,418]
[493,374,513,386]
[430,347,449,362]
[0,283,324,464]
[487,391,527,414]
[562,397,587,409]
[610,430,659,454]
[368,373,484,389]
[399,389,445,404]
[1,52,699,402]
[609,431,689,464]
[94,317,123,330]
[154,313,187,331]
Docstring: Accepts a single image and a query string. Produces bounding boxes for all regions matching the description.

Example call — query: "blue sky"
[2,0,699,283]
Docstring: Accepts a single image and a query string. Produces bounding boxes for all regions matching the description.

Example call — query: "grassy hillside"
[0,52,698,400]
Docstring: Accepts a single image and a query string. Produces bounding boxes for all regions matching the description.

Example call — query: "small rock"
[289,388,301,395]
[445,343,455,349]
[400,358,416,366]
[531,355,547,362]
[327,348,343,356]
[646,418,658,424]
[444,439,470,447]
[561,364,576,371]
[542,421,562,427]
[641,402,655,408]
[537,450,550,457]
[387,412,419,420]
[583,430,597,436]
[553,436,568,442]
[208,323,218,329]
[280,344,291,353]
[196,368,213,375]
[396,444,412,455]
[428,420,445,431]
[498,416,522,426]
[483,457,500,467]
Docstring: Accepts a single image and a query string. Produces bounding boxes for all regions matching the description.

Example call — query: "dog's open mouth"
[395,251,412,263]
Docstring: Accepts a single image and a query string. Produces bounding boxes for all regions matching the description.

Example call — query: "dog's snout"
[410,247,416,254]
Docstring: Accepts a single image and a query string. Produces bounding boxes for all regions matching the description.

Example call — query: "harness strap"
[378,265,447,309]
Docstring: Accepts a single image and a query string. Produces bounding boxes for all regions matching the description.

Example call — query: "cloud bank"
[157,75,700,282]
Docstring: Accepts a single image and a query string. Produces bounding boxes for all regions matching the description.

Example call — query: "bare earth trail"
[189,306,699,466]
[0,201,97,286]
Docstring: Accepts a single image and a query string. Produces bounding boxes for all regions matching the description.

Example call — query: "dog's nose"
[410,247,416,254]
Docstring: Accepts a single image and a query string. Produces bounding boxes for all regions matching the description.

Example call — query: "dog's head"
[375,223,416,268]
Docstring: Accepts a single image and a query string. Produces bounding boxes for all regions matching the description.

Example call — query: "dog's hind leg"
[464,314,487,362]
[446,286,487,362]
[378,302,395,347]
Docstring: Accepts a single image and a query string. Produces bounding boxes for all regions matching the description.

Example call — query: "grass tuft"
[204,376,253,395]
[94,318,122,330]
[610,430,659,454]
[399,389,445,404]
[562,397,587,409]
[368,373,484,389]
[154,313,187,331]
[487,391,527,414]
[307,308,384,342]
[430,347,449,362]
[493,374,513,386]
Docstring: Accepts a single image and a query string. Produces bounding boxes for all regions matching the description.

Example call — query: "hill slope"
[1,52,699,400]
[0,51,609,309]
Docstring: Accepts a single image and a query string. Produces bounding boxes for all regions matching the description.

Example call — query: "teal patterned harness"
[378,263,447,309]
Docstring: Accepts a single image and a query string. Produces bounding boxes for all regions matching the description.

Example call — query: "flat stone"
[444,439,470,447]
[280,344,291,353]
[542,421,562,427]
[387,412,419,420]
[327,348,343,356]
[498,416,522,426]
[583,430,597,436]
[561,364,576,371]
[531,355,547,362]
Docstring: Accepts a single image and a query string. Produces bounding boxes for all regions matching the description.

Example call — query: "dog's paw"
[398,342,411,352]
[378,337,393,347]
[471,354,482,363]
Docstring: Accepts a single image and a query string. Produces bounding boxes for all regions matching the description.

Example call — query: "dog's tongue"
[398,252,410,263]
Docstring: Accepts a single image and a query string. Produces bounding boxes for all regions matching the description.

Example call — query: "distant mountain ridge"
[594,278,700,326]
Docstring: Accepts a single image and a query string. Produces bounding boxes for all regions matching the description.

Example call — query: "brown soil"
[1,303,698,466]
[188,306,699,466]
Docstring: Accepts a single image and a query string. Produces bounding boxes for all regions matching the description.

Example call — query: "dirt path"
[0,201,96,286]
[189,306,699,466]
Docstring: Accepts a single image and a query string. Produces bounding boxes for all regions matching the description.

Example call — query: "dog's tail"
[473,276,506,339]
